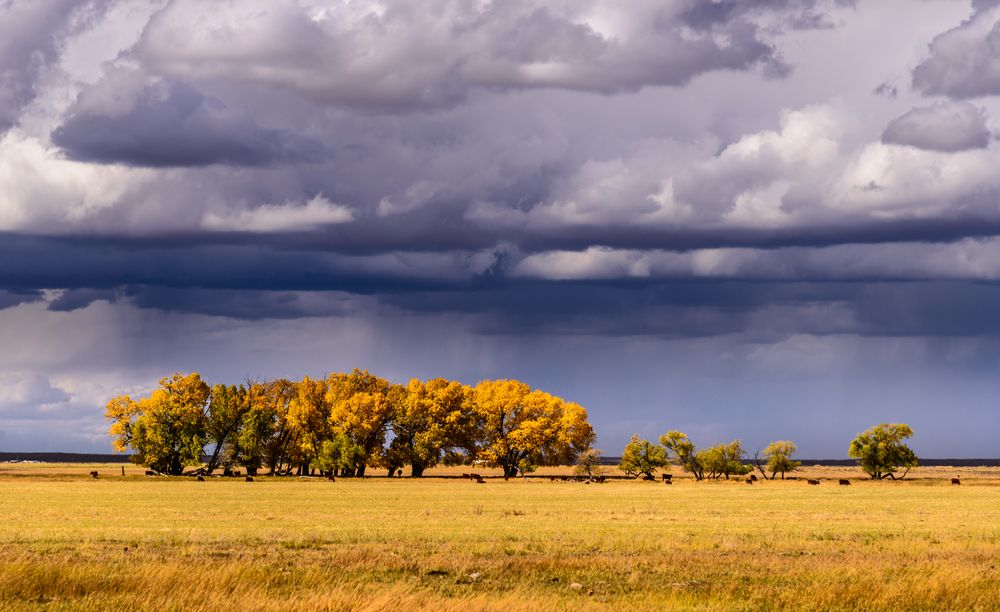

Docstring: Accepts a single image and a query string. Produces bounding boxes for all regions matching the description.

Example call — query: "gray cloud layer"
[882,102,991,151]
[6,0,1000,455]
[52,74,327,167]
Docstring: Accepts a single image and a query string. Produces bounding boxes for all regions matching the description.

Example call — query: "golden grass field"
[2,463,1000,610]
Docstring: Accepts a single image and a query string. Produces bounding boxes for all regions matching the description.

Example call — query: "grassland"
[2,464,1000,610]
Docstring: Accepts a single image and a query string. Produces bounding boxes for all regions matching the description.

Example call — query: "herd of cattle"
[82,470,964,485]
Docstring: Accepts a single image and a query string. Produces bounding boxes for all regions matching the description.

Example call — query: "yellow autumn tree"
[104,372,211,475]
[471,380,595,477]
[327,369,402,476]
[384,378,476,477]
[285,376,329,474]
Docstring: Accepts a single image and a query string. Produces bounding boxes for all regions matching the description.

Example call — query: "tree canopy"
[106,371,595,477]
[619,435,668,479]
[848,423,918,480]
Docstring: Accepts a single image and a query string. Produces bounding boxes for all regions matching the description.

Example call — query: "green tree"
[204,383,249,475]
[849,423,918,480]
[757,440,800,480]
[314,433,365,477]
[105,372,211,475]
[699,440,751,479]
[660,430,705,480]
[619,434,668,479]
[228,381,278,476]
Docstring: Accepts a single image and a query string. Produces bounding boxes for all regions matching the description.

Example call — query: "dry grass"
[1,464,999,610]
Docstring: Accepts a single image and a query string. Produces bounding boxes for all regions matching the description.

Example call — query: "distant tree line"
[619,423,919,481]
[106,371,595,477]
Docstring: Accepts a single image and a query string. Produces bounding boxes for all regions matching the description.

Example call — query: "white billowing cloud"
[912,4,1000,98]
[511,238,1000,282]
[882,102,991,152]
[202,195,353,232]
[132,0,783,110]
[834,141,999,218]
[0,130,145,231]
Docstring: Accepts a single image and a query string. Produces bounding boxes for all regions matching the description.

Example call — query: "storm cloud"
[4,0,1000,456]
[52,75,327,167]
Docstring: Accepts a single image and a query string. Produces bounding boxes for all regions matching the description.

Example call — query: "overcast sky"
[3,0,1000,457]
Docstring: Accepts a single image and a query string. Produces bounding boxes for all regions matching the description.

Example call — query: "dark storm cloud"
[882,103,991,152]
[679,0,856,31]
[0,289,43,310]
[52,78,326,167]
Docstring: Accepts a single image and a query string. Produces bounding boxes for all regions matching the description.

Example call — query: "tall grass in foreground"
[1,475,999,610]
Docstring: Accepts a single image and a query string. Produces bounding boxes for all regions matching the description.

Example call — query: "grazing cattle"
[245,476,254,482]
[596,476,606,484]
[144,470,156,476]
[839,479,851,486]
[196,476,205,482]
[750,474,758,482]
[661,474,673,482]
[469,473,482,480]
[327,475,336,482]
[474,476,485,484]
[233,470,241,477]
[397,469,403,478]
[745,478,753,484]
[89,470,98,479]
[461,473,470,479]
[952,478,961,485]
[807,479,820,485]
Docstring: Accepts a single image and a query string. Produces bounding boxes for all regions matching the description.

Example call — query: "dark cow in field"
[397,469,403,478]
[245,476,254,482]
[196,476,205,482]
[469,473,482,481]
[89,470,98,479]
[807,479,820,485]
[952,477,961,485]
[327,475,336,482]
[474,476,485,484]
[839,479,851,486]
[461,473,470,479]
[595,476,606,484]
[749,474,758,482]
[144,470,157,476]
[661,474,673,482]
[745,478,753,484]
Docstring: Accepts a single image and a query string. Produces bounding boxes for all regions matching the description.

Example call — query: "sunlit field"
[2,464,1000,610]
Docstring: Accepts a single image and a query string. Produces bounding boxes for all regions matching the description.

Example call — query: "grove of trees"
[618,424,918,481]
[106,371,595,477]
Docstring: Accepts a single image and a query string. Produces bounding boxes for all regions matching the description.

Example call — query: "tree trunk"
[356,463,366,477]
[412,462,426,478]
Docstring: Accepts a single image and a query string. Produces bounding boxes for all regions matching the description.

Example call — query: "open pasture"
[1,468,1000,610]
